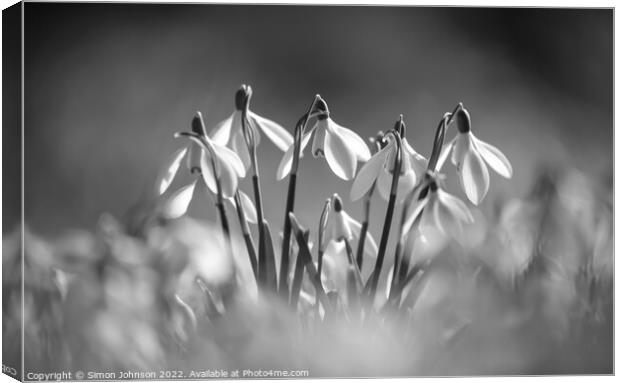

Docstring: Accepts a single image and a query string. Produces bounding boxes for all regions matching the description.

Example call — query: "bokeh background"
[4,3,614,377]
[14,4,611,236]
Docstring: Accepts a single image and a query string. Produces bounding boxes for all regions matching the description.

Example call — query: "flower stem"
[315,197,331,308]
[367,129,403,306]
[290,231,310,310]
[233,191,258,280]
[279,95,321,301]
[240,92,276,291]
[388,182,423,303]
[356,183,376,271]
[289,212,332,315]
[427,103,463,171]
[344,239,365,291]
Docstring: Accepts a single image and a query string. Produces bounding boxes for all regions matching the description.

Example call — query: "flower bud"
[455,108,471,133]
[393,115,406,138]
[191,112,206,136]
[315,97,330,120]
[332,193,343,212]
[234,84,252,111]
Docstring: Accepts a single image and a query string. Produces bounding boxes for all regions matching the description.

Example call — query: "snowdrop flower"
[277,97,370,180]
[449,108,513,205]
[158,112,246,205]
[350,120,427,201]
[322,194,377,259]
[402,175,474,239]
[211,85,293,169]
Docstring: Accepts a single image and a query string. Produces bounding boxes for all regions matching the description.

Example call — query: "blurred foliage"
[3,165,612,376]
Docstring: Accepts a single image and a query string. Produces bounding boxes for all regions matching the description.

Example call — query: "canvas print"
[2,2,613,380]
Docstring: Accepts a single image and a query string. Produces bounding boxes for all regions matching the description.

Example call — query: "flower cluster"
[156,86,513,310]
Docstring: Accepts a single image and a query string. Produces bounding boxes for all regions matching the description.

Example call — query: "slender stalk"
[314,198,332,309]
[427,103,463,171]
[239,89,275,291]
[367,129,403,305]
[288,212,332,315]
[279,95,321,300]
[356,181,376,271]
[389,182,424,302]
[355,138,381,271]
[316,198,331,284]
[233,191,258,280]
[344,239,364,291]
[290,231,310,309]
[214,181,232,253]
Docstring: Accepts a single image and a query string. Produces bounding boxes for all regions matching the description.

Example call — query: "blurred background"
[14,4,612,235]
[3,4,614,377]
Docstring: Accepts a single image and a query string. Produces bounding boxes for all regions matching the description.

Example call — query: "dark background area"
[15,4,612,235]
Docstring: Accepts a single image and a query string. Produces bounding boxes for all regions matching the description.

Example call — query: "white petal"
[321,216,335,251]
[404,139,429,176]
[250,112,293,151]
[474,136,513,178]
[238,190,257,224]
[312,122,326,157]
[324,125,357,180]
[162,181,196,219]
[376,167,392,201]
[396,170,417,203]
[157,147,188,195]
[200,150,217,194]
[343,211,362,233]
[418,199,436,238]
[460,149,490,205]
[402,194,430,236]
[231,130,251,170]
[342,212,378,258]
[332,211,353,241]
[330,121,371,162]
[438,190,474,223]
[216,155,239,198]
[350,146,390,201]
[212,144,246,178]
[276,130,312,180]
[211,112,237,145]
[185,141,202,173]
[434,192,466,237]
[451,133,468,167]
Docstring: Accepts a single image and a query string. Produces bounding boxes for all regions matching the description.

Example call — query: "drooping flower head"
[211,85,293,169]
[277,96,371,181]
[156,112,247,218]
[447,107,513,205]
[402,172,474,239]
[321,194,377,259]
[351,116,427,201]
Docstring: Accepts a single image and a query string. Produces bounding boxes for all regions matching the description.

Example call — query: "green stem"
[290,231,310,309]
[355,183,375,271]
[279,96,321,300]
[344,239,364,291]
[427,103,462,171]
[367,130,403,305]
[288,212,332,315]
[233,191,258,280]
[389,184,420,302]
[240,99,273,290]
